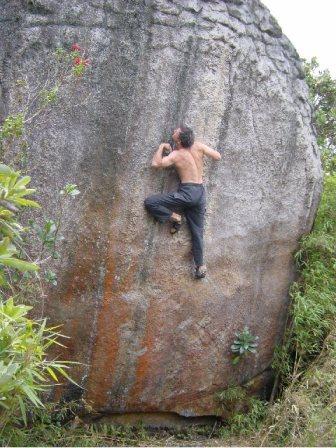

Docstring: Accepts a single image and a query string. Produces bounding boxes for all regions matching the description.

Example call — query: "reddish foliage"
[71,43,81,51]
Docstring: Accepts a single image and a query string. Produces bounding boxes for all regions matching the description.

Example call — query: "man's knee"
[144,195,156,210]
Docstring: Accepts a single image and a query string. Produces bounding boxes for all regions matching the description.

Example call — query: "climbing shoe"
[195,265,207,279]
[170,220,182,234]
[170,215,182,234]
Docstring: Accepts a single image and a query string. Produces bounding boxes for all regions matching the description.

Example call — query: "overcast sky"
[261,0,336,77]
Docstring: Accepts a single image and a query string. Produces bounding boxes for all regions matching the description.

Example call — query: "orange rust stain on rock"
[42,185,133,410]
[126,297,155,408]
[61,243,104,302]
[47,216,102,374]
[51,199,109,305]
[84,251,118,406]
[61,260,96,303]
[44,199,110,403]
[85,267,141,407]
[84,220,141,409]
[164,386,219,410]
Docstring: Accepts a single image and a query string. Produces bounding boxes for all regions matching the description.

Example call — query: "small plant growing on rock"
[231,326,259,365]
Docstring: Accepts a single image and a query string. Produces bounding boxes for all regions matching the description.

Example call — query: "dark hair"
[178,125,194,148]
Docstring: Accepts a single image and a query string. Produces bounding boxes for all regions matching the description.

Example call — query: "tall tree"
[303,57,336,174]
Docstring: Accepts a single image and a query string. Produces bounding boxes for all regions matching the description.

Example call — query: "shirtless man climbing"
[144,125,221,279]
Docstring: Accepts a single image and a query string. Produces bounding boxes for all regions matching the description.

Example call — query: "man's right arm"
[198,142,221,161]
[151,143,176,168]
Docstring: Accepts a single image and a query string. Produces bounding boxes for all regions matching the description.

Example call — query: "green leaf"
[21,384,44,407]
[0,237,13,254]
[0,209,14,219]
[0,401,10,411]
[0,269,8,287]
[18,396,27,426]
[46,367,58,382]
[31,370,47,382]
[54,365,81,388]
[0,257,39,272]
[10,188,36,198]
[0,164,13,176]
[10,198,40,208]
[13,176,31,188]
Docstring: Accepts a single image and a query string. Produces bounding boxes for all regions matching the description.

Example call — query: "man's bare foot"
[195,265,207,279]
[170,212,181,223]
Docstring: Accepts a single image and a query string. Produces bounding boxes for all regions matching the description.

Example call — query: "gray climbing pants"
[144,182,206,266]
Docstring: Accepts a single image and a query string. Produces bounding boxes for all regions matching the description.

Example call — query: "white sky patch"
[261,0,336,77]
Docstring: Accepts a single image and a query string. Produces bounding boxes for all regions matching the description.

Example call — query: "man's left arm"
[151,143,176,168]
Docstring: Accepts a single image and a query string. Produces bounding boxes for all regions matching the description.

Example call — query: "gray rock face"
[0,0,322,420]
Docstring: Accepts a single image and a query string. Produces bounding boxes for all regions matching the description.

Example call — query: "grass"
[1,417,230,447]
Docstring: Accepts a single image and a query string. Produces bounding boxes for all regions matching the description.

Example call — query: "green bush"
[258,174,336,446]
[272,175,336,385]
[0,297,78,429]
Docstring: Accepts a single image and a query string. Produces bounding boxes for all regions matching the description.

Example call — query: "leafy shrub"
[0,297,79,429]
[258,174,336,446]
[0,163,40,287]
[272,175,336,385]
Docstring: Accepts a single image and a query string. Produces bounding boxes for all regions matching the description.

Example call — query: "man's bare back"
[172,142,222,183]
[151,138,221,184]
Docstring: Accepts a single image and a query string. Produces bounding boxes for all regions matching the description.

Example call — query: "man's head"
[172,124,194,148]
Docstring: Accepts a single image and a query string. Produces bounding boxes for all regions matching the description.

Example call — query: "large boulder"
[0,0,322,421]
